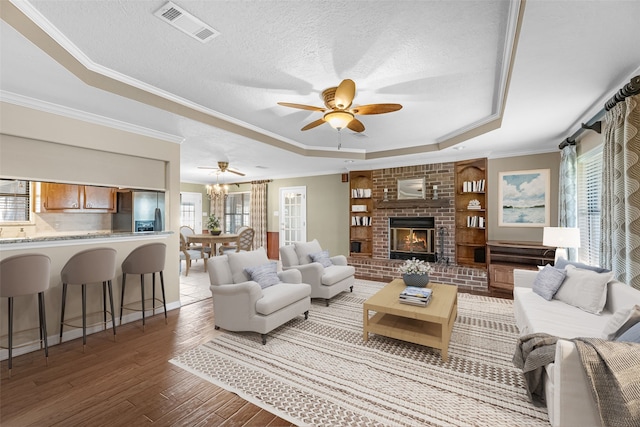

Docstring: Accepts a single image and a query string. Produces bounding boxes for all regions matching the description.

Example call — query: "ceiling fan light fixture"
[324,111,354,130]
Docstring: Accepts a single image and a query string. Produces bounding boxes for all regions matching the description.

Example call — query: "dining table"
[187,233,239,256]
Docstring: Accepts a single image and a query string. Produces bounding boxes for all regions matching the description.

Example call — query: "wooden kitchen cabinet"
[41,183,81,211]
[83,186,116,211]
[40,183,116,213]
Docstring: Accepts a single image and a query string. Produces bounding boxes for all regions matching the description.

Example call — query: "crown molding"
[0,91,185,144]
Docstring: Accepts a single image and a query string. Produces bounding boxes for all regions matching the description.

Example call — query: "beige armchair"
[208,247,311,344]
[279,239,355,306]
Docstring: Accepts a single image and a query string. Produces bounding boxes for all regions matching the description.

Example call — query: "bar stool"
[0,254,51,378]
[60,248,117,351]
[120,243,167,331]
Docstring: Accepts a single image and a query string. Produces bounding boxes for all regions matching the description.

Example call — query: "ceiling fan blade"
[227,168,245,176]
[347,118,365,133]
[277,102,325,112]
[301,118,326,131]
[352,103,403,115]
[334,79,356,109]
[197,166,217,169]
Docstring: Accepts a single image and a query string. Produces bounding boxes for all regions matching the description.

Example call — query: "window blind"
[0,179,30,222]
[577,146,602,266]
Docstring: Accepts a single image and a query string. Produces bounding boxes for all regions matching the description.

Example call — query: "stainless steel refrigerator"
[112,190,165,233]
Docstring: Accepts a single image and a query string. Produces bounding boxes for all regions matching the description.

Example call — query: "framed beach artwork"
[498,169,550,227]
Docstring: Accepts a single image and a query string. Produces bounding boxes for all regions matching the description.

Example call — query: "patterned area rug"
[170,280,549,426]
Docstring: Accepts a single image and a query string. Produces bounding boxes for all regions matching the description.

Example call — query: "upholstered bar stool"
[0,254,51,378]
[120,243,167,331]
[60,248,117,351]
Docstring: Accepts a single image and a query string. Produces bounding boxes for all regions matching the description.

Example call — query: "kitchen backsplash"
[1,213,112,238]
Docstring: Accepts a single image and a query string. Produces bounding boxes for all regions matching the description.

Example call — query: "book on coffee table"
[400,286,433,299]
[398,296,430,307]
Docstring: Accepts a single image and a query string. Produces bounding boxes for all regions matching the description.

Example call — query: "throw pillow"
[554,257,611,274]
[532,264,567,301]
[294,239,323,265]
[553,265,614,314]
[309,250,332,268]
[602,305,640,340]
[616,322,640,343]
[244,261,280,289]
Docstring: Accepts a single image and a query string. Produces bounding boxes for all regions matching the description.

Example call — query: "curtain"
[211,198,224,231]
[251,181,268,250]
[558,144,578,260]
[600,94,640,290]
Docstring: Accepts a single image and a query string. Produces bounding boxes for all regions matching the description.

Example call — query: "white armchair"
[208,247,311,344]
[279,239,355,306]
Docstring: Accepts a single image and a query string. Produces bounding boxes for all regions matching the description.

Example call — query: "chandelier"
[206,173,228,200]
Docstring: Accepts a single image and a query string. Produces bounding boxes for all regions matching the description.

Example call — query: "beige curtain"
[251,181,268,249]
[211,198,224,231]
[601,93,640,290]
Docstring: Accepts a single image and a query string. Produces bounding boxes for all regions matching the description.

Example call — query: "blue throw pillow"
[244,261,280,289]
[309,250,332,268]
[554,257,611,274]
[532,264,567,301]
[616,322,640,343]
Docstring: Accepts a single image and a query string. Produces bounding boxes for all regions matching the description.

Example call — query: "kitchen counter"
[0,231,173,249]
[0,230,179,354]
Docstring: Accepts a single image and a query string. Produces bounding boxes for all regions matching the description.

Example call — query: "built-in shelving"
[454,158,488,268]
[349,171,373,257]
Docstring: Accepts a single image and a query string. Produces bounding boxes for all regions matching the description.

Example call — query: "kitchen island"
[0,231,179,360]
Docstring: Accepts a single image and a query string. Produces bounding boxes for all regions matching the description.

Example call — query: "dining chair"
[219,227,255,255]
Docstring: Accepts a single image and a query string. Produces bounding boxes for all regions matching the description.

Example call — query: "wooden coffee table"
[363,279,458,361]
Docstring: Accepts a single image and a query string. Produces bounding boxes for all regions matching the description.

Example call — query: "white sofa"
[513,268,640,427]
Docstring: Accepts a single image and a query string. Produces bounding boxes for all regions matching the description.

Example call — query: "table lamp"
[543,227,581,262]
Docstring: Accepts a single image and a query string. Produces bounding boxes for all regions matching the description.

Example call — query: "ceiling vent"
[154,1,220,43]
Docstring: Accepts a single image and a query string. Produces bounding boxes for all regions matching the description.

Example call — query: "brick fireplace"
[348,162,488,292]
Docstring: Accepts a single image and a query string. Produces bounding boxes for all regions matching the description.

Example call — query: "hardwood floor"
[0,299,294,427]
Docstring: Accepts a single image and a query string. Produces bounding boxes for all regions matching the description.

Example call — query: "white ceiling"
[1,0,639,184]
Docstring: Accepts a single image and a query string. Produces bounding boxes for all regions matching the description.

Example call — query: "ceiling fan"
[198,161,245,176]
[278,79,402,133]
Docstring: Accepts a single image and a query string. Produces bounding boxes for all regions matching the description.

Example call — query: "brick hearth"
[348,162,488,292]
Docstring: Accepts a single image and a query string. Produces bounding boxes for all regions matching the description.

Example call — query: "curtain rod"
[559,75,640,150]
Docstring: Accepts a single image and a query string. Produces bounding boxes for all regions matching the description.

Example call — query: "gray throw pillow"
[244,261,280,289]
[554,257,611,274]
[616,322,640,343]
[532,264,567,301]
[602,305,640,340]
[553,265,614,314]
[309,250,332,268]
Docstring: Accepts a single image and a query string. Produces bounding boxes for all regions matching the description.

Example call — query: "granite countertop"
[0,231,173,245]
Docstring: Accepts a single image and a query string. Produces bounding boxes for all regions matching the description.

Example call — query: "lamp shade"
[542,227,581,248]
[324,111,354,130]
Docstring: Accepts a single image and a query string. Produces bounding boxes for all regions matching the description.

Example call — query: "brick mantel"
[348,162,488,292]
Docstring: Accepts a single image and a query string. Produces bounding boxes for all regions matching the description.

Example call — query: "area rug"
[170,280,549,426]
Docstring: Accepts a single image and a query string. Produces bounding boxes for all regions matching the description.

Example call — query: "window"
[180,200,196,230]
[0,179,30,222]
[224,192,250,233]
[577,146,602,266]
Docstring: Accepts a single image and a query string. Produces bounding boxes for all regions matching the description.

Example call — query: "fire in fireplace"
[389,217,436,262]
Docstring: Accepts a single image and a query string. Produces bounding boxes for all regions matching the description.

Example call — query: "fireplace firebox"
[389,217,436,262]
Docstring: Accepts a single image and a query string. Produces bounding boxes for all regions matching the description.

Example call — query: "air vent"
[154,1,220,43]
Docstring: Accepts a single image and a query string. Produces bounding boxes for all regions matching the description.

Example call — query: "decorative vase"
[209,229,222,236]
[403,273,429,287]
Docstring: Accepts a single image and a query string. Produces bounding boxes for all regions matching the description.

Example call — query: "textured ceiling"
[1,0,640,184]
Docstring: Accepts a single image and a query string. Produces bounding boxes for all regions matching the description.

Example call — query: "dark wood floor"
[1,282,511,426]
[0,299,294,426]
